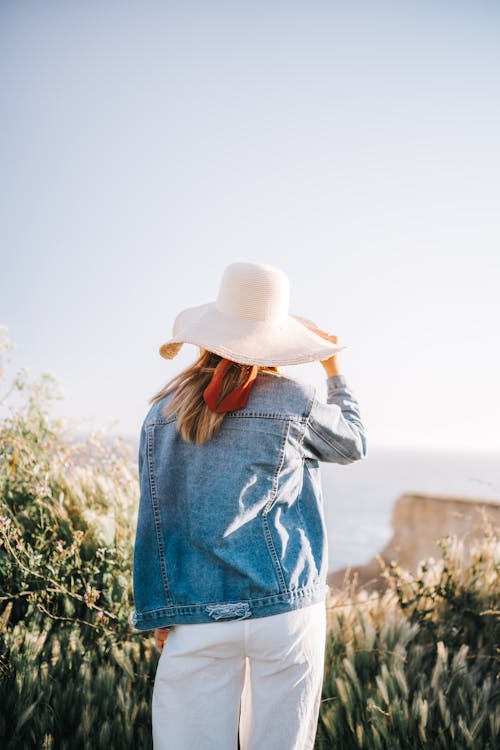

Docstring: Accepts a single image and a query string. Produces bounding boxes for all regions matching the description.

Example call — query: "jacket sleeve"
[301,374,367,464]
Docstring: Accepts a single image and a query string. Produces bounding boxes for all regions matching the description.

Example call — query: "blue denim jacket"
[130,372,366,631]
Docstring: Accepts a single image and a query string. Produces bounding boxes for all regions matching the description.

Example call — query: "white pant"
[152,600,326,750]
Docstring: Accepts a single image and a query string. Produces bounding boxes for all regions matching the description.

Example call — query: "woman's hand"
[154,627,170,653]
[295,316,342,377]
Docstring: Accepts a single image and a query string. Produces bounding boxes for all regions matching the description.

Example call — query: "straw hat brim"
[159,302,346,366]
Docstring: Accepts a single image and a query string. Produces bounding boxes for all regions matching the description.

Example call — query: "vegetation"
[0,326,156,748]
[1,325,499,748]
[318,532,500,749]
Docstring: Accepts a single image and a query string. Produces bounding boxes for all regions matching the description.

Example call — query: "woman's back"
[132,370,365,630]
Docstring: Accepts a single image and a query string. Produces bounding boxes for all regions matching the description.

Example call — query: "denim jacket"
[130,372,366,631]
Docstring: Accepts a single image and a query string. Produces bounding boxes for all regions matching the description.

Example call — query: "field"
[1,331,499,749]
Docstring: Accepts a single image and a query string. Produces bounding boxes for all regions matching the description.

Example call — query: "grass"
[1,325,499,748]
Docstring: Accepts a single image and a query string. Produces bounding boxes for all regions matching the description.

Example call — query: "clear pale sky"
[1,0,499,452]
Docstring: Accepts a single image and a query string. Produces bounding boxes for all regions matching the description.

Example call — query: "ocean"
[321,447,500,572]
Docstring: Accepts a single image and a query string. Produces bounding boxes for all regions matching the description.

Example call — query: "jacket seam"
[266,418,291,512]
[296,461,306,530]
[227,412,306,421]
[307,420,352,461]
[299,460,323,580]
[261,420,291,593]
[147,413,308,426]
[299,386,318,454]
[147,425,173,605]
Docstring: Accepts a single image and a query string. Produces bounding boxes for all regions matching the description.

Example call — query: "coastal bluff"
[327,492,500,592]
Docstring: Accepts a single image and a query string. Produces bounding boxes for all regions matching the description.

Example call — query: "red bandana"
[203,358,258,413]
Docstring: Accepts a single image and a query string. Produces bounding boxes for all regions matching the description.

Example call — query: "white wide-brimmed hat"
[159,262,346,366]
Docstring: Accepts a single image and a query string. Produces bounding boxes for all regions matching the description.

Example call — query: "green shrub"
[0,326,156,748]
[0,331,136,641]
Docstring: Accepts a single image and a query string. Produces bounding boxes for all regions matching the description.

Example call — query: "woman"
[131,262,367,750]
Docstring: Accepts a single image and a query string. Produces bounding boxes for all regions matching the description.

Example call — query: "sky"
[1,0,499,452]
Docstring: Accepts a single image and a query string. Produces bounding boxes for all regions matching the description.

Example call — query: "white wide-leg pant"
[152,599,326,750]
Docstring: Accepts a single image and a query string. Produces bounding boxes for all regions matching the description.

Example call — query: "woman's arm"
[299,321,367,464]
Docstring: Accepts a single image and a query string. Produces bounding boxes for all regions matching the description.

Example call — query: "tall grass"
[1,325,499,748]
[318,531,500,748]
[0,326,157,747]
[0,620,157,749]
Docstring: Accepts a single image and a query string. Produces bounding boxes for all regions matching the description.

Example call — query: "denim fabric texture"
[131,372,366,631]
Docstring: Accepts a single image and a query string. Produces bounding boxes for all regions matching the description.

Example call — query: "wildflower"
[0,515,12,531]
[84,584,92,604]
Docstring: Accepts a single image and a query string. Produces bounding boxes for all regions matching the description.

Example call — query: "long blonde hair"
[149,350,281,445]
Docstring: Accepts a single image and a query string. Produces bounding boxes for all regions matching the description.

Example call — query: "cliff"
[327,492,500,592]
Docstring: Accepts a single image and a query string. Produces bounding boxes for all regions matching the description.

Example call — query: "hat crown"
[215,262,290,322]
